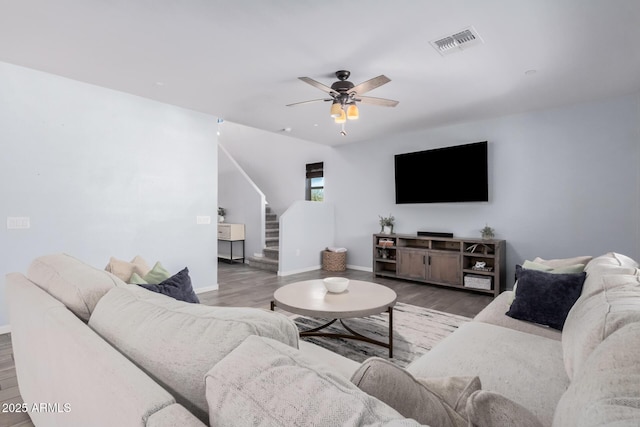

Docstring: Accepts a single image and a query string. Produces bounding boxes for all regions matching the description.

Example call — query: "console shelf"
[373,233,505,297]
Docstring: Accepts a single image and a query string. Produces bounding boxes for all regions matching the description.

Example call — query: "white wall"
[0,61,219,328]
[331,93,640,287]
[223,92,640,291]
[279,201,335,275]
[218,122,332,216]
[218,143,265,258]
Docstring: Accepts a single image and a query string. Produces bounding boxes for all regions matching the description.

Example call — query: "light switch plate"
[7,217,30,229]
[196,215,212,225]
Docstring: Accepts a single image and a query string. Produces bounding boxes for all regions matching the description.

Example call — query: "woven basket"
[322,250,347,272]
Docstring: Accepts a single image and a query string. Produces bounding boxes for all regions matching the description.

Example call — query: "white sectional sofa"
[6,252,640,426]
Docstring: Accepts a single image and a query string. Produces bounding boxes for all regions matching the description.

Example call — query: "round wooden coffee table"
[271,279,397,357]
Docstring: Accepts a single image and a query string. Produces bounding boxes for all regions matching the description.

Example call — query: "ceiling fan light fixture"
[334,109,346,124]
[329,102,342,118]
[346,104,359,120]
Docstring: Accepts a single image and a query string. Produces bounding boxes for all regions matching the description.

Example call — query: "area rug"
[291,302,470,368]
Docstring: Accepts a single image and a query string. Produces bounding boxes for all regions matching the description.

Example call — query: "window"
[305,162,324,201]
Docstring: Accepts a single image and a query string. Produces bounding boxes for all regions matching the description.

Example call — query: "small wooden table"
[271,279,397,357]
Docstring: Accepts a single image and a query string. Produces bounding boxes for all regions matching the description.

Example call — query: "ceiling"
[1,0,640,146]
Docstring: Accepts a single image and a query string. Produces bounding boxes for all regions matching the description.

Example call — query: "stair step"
[266,230,279,238]
[263,247,279,260]
[265,237,279,247]
[265,213,277,221]
[266,221,279,229]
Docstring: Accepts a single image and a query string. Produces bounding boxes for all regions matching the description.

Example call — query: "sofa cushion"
[580,265,640,298]
[351,357,480,426]
[466,390,543,427]
[522,260,585,273]
[27,253,124,321]
[561,275,640,379]
[89,286,299,423]
[553,322,640,427]
[506,266,585,330]
[105,255,151,282]
[138,267,199,303]
[584,252,638,272]
[205,335,422,427]
[406,322,568,427]
[473,291,561,341]
[533,255,593,268]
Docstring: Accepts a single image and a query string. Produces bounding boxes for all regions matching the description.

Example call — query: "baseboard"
[0,324,11,335]
[278,265,322,277]
[346,264,373,272]
[278,264,372,276]
[194,284,219,294]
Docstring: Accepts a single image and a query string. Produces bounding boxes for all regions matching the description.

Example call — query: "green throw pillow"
[143,261,171,284]
[128,272,148,285]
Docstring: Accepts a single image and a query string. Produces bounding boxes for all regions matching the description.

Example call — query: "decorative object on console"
[480,224,494,240]
[465,243,494,255]
[378,238,394,248]
[217,207,226,223]
[379,214,395,234]
[506,265,586,330]
[417,231,454,238]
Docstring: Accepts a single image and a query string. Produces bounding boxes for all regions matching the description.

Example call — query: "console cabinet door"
[396,248,427,280]
[427,252,462,286]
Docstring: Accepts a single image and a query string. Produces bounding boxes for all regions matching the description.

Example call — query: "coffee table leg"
[270,300,275,311]
[388,306,393,358]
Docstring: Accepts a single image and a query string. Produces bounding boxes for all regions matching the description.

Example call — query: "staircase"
[247,206,279,273]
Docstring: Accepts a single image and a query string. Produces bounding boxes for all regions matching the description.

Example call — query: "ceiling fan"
[287,70,398,135]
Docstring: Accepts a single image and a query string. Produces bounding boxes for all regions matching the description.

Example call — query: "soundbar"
[417,231,454,238]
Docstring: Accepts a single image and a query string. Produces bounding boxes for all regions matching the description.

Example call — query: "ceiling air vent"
[430,26,483,56]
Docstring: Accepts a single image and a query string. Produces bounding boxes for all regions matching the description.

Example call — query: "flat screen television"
[394,141,488,204]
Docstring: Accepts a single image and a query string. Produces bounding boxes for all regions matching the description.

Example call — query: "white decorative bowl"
[323,277,349,293]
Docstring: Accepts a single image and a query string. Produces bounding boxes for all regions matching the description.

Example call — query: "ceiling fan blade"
[298,77,338,95]
[286,98,333,107]
[357,96,399,107]
[349,75,391,95]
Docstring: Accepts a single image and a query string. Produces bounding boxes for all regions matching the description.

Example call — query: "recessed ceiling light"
[155,81,165,86]
[524,69,537,75]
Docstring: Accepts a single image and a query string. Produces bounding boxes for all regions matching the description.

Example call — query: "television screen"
[394,141,488,204]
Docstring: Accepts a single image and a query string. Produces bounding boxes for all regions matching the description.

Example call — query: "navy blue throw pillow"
[139,267,200,304]
[506,265,585,330]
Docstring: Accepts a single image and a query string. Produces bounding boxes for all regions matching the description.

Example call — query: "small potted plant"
[218,207,226,223]
[481,224,495,240]
[379,214,395,234]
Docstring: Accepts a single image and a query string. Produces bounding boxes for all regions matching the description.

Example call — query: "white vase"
[218,216,224,223]
[382,225,392,234]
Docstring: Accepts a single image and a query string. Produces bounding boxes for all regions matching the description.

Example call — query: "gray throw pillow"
[351,357,481,426]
